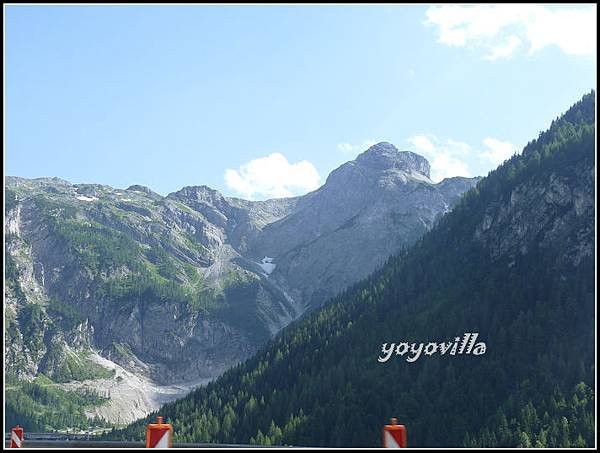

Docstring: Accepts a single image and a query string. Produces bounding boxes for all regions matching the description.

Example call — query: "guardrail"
[3,433,288,448]
[5,439,279,448]
[6,416,406,448]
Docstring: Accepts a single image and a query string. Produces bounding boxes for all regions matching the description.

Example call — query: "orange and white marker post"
[382,418,406,448]
[10,426,24,448]
[146,416,173,448]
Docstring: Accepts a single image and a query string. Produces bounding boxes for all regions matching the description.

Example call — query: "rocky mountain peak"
[355,142,431,178]
[126,184,162,198]
[34,176,73,186]
[168,185,227,208]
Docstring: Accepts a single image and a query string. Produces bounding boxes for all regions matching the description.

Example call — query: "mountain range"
[5,142,479,425]
[104,91,595,447]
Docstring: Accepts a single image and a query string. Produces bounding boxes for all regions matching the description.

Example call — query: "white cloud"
[407,135,517,182]
[526,7,596,56]
[337,139,379,155]
[407,134,472,182]
[425,5,596,60]
[481,137,516,165]
[484,35,522,61]
[407,135,435,153]
[224,153,320,200]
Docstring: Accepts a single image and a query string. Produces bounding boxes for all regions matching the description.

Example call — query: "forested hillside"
[106,91,596,447]
[5,374,111,433]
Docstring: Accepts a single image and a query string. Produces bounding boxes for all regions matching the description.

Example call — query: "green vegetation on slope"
[17,304,48,360]
[5,250,25,301]
[48,218,145,275]
[6,188,18,214]
[33,208,221,316]
[465,383,595,448]
[5,374,112,432]
[106,92,595,447]
[46,349,116,383]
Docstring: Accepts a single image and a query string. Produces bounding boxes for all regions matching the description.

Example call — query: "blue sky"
[5,4,596,199]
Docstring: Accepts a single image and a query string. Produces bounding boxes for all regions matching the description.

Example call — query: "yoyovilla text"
[378,332,486,363]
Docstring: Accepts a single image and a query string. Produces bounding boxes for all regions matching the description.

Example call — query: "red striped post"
[10,426,24,448]
[382,418,406,448]
[146,416,172,448]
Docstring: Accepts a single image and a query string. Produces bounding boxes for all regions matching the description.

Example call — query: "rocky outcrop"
[474,162,594,266]
[5,143,479,422]
[250,142,481,308]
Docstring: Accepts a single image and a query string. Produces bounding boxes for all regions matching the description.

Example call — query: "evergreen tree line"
[104,93,595,447]
[5,375,112,432]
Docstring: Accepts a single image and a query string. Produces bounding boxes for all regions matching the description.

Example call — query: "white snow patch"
[259,256,276,275]
[76,195,98,202]
[120,198,133,202]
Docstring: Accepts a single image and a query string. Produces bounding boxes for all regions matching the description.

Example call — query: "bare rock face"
[5,143,479,422]
[250,142,481,308]
[473,161,594,267]
[354,141,432,176]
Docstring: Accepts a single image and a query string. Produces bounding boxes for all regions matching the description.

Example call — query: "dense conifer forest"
[105,93,595,447]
